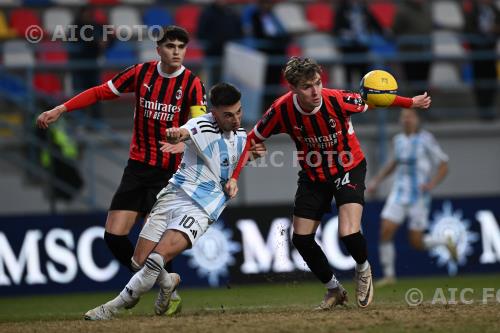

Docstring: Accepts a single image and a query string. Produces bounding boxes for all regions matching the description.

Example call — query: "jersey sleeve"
[107,65,137,95]
[253,106,284,141]
[188,77,207,118]
[340,90,368,114]
[424,132,449,165]
[180,117,213,154]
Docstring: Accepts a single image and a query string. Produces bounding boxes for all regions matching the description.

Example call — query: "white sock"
[118,252,164,306]
[171,289,180,300]
[156,267,173,290]
[356,260,369,272]
[325,274,339,289]
[379,241,395,278]
[423,234,447,249]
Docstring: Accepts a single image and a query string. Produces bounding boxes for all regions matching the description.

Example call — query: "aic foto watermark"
[405,287,500,306]
[25,24,166,44]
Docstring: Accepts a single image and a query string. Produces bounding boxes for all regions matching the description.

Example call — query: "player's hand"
[250,139,267,160]
[36,105,66,129]
[225,178,238,199]
[166,127,182,144]
[420,183,434,192]
[159,141,185,154]
[411,92,431,109]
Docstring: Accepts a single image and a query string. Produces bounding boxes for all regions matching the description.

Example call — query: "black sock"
[292,233,334,284]
[340,231,368,264]
[104,231,134,271]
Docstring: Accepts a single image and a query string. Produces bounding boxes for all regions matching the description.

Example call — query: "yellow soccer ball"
[359,70,398,107]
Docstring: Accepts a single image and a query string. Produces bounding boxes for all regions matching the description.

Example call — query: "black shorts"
[293,159,367,221]
[109,159,174,216]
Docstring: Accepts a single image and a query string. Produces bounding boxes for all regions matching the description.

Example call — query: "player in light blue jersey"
[84,83,266,320]
[366,108,453,287]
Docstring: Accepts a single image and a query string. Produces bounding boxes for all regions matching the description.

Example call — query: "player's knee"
[292,233,316,254]
[408,232,424,250]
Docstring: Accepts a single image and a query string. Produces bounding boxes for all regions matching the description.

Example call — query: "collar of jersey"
[157,62,185,78]
[293,94,322,116]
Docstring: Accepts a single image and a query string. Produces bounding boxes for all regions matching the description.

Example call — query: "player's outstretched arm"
[165,127,190,144]
[36,104,67,129]
[36,83,118,129]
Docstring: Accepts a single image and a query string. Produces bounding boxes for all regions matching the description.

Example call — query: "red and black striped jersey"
[108,61,206,171]
[253,88,368,182]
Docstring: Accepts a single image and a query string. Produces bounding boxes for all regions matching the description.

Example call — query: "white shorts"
[380,197,430,231]
[139,184,214,247]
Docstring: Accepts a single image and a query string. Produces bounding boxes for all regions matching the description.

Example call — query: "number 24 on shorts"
[334,172,350,190]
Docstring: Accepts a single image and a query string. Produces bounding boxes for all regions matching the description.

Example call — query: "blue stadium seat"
[105,40,137,64]
[143,6,173,28]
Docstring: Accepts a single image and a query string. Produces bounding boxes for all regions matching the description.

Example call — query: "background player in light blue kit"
[367,108,453,287]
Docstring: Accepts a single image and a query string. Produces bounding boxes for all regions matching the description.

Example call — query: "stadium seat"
[174,4,201,34]
[105,40,137,64]
[2,40,35,66]
[37,40,68,64]
[430,62,466,89]
[110,6,142,31]
[120,0,155,4]
[143,6,173,28]
[432,0,464,30]
[9,8,40,37]
[368,1,396,29]
[305,2,334,32]
[138,39,159,62]
[89,0,118,4]
[43,8,73,35]
[34,73,63,96]
[297,32,338,61]
[51,0,88,5]
[273,2,313,34]
[0,11,16,39]
[432,30,465,57]
[184,38,204,61]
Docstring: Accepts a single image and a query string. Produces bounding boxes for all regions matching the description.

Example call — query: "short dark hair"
[283,57,322,87]
[209,82,241,107]
[156,25,189,46]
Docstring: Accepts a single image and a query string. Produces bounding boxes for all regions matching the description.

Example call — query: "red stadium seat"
[174,4,201,35]
[89,0,118,4]
[34,73,63,96]
[184,39,204,61]
[306,2,335,32]
[37,40,68,64]
[9,8,41,37]
[369,1,396,29]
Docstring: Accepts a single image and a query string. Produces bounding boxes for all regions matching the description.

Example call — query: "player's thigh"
[407,199,430,232]
[380,218,401,242]
[293,173,334,225]
[293,216,321,235]
[154,230,191,262]
[338,203,364,236]
[105,210,141,235]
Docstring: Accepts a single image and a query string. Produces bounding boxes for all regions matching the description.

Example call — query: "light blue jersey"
[168,113,247,220]
[388,130,448,205]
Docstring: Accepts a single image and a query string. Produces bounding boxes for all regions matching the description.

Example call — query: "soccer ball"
[359,70,398,107]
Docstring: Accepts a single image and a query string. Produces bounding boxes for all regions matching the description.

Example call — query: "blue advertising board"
[1,196,499,296]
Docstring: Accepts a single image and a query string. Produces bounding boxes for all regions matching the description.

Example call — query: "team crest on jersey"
[329,118,336,129]
[176,87,183,100]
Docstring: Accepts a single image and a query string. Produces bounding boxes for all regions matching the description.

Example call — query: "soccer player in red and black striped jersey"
[226,57,431,309]
[36,25,206,315]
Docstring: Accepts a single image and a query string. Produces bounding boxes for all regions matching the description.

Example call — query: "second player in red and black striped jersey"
[252,88,368,182]
[108,61,206,171]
